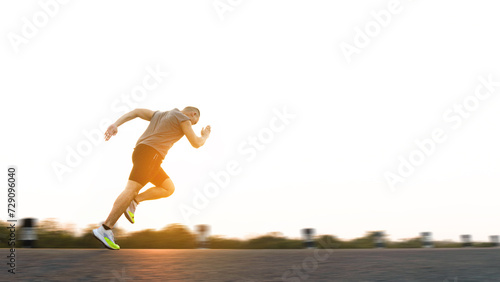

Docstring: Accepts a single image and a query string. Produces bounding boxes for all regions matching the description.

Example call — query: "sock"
[102,224,111,230]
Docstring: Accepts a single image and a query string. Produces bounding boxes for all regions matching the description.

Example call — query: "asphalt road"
[5,248,500,281]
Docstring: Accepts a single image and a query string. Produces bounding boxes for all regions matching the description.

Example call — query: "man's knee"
[161,186,175,197]
[159,178,175,197]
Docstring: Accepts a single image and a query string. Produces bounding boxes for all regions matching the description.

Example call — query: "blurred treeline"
[0,220,497,249]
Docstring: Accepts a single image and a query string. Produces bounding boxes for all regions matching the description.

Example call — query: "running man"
[93,107,211,250]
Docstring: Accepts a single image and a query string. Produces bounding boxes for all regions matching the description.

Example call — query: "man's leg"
[104,180,144,229]
[135,178,175,203]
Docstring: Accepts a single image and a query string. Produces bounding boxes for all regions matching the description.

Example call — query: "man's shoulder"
[154,108,188,123]
[150,110,164,120]
[169,108,189,118]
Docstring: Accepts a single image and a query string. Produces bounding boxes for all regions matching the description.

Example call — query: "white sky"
[1,0,500,242]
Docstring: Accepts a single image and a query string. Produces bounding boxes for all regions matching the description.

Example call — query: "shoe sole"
[93,229,120,250]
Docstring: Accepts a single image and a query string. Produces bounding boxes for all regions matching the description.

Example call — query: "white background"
[1,0,499,242]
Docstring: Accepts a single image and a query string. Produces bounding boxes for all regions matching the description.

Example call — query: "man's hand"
[201,125,211,138]
[105,123,118,141]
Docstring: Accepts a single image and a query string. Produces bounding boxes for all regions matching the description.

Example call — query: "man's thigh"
[150,167,169,188]
[126,179,144,193]
[130,144,164,186]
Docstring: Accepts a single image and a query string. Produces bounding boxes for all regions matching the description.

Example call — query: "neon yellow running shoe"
[124,200,138,224]
[93,225,120,250]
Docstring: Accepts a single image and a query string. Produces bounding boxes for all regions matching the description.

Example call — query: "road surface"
[5,248,500,281]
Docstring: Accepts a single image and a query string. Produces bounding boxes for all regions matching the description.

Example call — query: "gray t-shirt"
[136,108,190,158]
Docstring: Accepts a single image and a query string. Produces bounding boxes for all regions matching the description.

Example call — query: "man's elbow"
[190,140,201,149]
[186,136,204,149]
[194,139,206,149]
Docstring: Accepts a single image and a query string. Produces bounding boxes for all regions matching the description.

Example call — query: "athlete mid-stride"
[93,107,211,250]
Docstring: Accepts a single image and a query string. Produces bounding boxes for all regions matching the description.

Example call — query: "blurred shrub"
[2,220,497,249]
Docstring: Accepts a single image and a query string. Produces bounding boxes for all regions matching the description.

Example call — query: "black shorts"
[128,144,169,187]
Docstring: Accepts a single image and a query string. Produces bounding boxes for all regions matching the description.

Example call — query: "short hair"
[183,106,200,117]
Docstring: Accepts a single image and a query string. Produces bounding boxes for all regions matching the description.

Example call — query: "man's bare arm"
[181,121,211,148]
[104,108,155,141]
